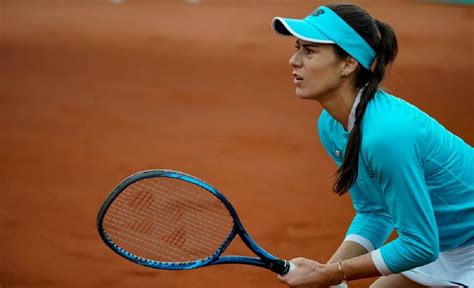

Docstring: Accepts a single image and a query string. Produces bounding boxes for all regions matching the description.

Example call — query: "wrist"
[322,262,345,285]
[338,259,348,284]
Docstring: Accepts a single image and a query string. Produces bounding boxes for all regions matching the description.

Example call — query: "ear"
[340,56,359,78]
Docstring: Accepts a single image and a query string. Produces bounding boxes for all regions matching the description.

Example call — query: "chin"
[296,89,317,100]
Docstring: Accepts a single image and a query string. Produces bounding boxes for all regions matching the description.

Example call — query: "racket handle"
[272,260,294,276]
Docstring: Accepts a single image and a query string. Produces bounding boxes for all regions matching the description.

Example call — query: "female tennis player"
[271,3,473,287]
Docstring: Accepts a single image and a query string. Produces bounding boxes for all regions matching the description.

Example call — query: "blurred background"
[1,0,473,287]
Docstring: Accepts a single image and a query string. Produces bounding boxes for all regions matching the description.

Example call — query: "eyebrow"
[296,40,318,48]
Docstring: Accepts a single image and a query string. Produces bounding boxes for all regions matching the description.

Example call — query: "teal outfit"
[318,89,474,273]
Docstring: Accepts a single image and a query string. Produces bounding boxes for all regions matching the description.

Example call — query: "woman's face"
[290,39,345,100]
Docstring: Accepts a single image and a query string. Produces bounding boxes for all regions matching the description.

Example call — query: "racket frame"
[97,169,289,274]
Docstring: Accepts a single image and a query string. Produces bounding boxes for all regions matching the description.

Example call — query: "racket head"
[97,169,238,270]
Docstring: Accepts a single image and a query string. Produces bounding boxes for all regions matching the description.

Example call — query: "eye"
[294,44,315,55]
[304,47,315,55]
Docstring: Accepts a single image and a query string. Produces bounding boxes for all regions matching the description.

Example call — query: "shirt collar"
[347,87,364,132]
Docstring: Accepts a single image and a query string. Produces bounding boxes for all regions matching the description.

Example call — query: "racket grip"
[272,260,294,276]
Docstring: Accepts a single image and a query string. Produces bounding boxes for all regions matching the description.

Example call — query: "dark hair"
[326,3,398,195]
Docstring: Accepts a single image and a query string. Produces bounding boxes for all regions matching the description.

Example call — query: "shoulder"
[363,90,425,142]
[317,109,332,129]
[317,109,343,163]
[362,91,426,159]
[317,108,345,144]
[317,109,334,141]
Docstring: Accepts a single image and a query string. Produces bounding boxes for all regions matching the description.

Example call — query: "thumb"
[277,261,296,282]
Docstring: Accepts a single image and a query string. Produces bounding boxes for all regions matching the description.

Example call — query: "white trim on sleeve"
[371,249,393,276]
[344,234,375,252]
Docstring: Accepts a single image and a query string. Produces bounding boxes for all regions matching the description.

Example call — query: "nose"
[289,51,302,68]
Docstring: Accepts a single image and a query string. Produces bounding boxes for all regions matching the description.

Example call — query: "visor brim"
[272,17,336,44]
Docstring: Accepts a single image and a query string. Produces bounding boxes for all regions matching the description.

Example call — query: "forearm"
[280,252,382,287]
[334,252,381,282]
[327,240,368,263]
[320,251,381,285]
[324,240,381,284]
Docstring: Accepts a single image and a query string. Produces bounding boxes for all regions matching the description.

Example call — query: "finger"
[289,257,306,264]
[277,274,288,283]
[279,261,296,280]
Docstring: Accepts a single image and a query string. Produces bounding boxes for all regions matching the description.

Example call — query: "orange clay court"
[1,1,473,287]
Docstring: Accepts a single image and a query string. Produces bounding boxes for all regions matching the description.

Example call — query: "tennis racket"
[96,169,294,276]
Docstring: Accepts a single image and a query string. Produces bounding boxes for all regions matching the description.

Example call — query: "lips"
[293,72,304,86]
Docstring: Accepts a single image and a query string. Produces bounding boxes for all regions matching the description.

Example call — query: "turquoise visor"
[272,6,376,70]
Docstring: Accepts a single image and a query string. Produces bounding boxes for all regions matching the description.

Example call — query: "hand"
[277,258,340,288]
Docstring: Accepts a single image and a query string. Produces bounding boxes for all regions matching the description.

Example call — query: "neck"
[319,83,359,131]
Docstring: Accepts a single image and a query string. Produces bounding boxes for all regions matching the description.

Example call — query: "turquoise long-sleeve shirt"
[317,89,474,274]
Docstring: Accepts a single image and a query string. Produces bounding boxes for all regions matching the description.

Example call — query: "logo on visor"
[311,9,325,17]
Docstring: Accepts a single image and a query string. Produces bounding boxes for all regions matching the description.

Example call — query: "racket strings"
[104,219,211,262]
[102,177,234,263]
[124,181,234,237]
[110,195,231,244]
[103,224,185,262]
[148,180,235,227]
[105,189,230,258]
[104,192,228,262]
[154,179,233,216]
[106,194,230,252]
[105,200,227,252]
[105,205,221,249]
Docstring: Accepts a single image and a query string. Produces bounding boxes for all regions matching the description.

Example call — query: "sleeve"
[366,126,439,275]
[345,185,393,252]
[317,110,393,252]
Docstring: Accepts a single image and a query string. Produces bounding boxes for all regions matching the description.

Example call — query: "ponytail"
[327,4,398,195]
